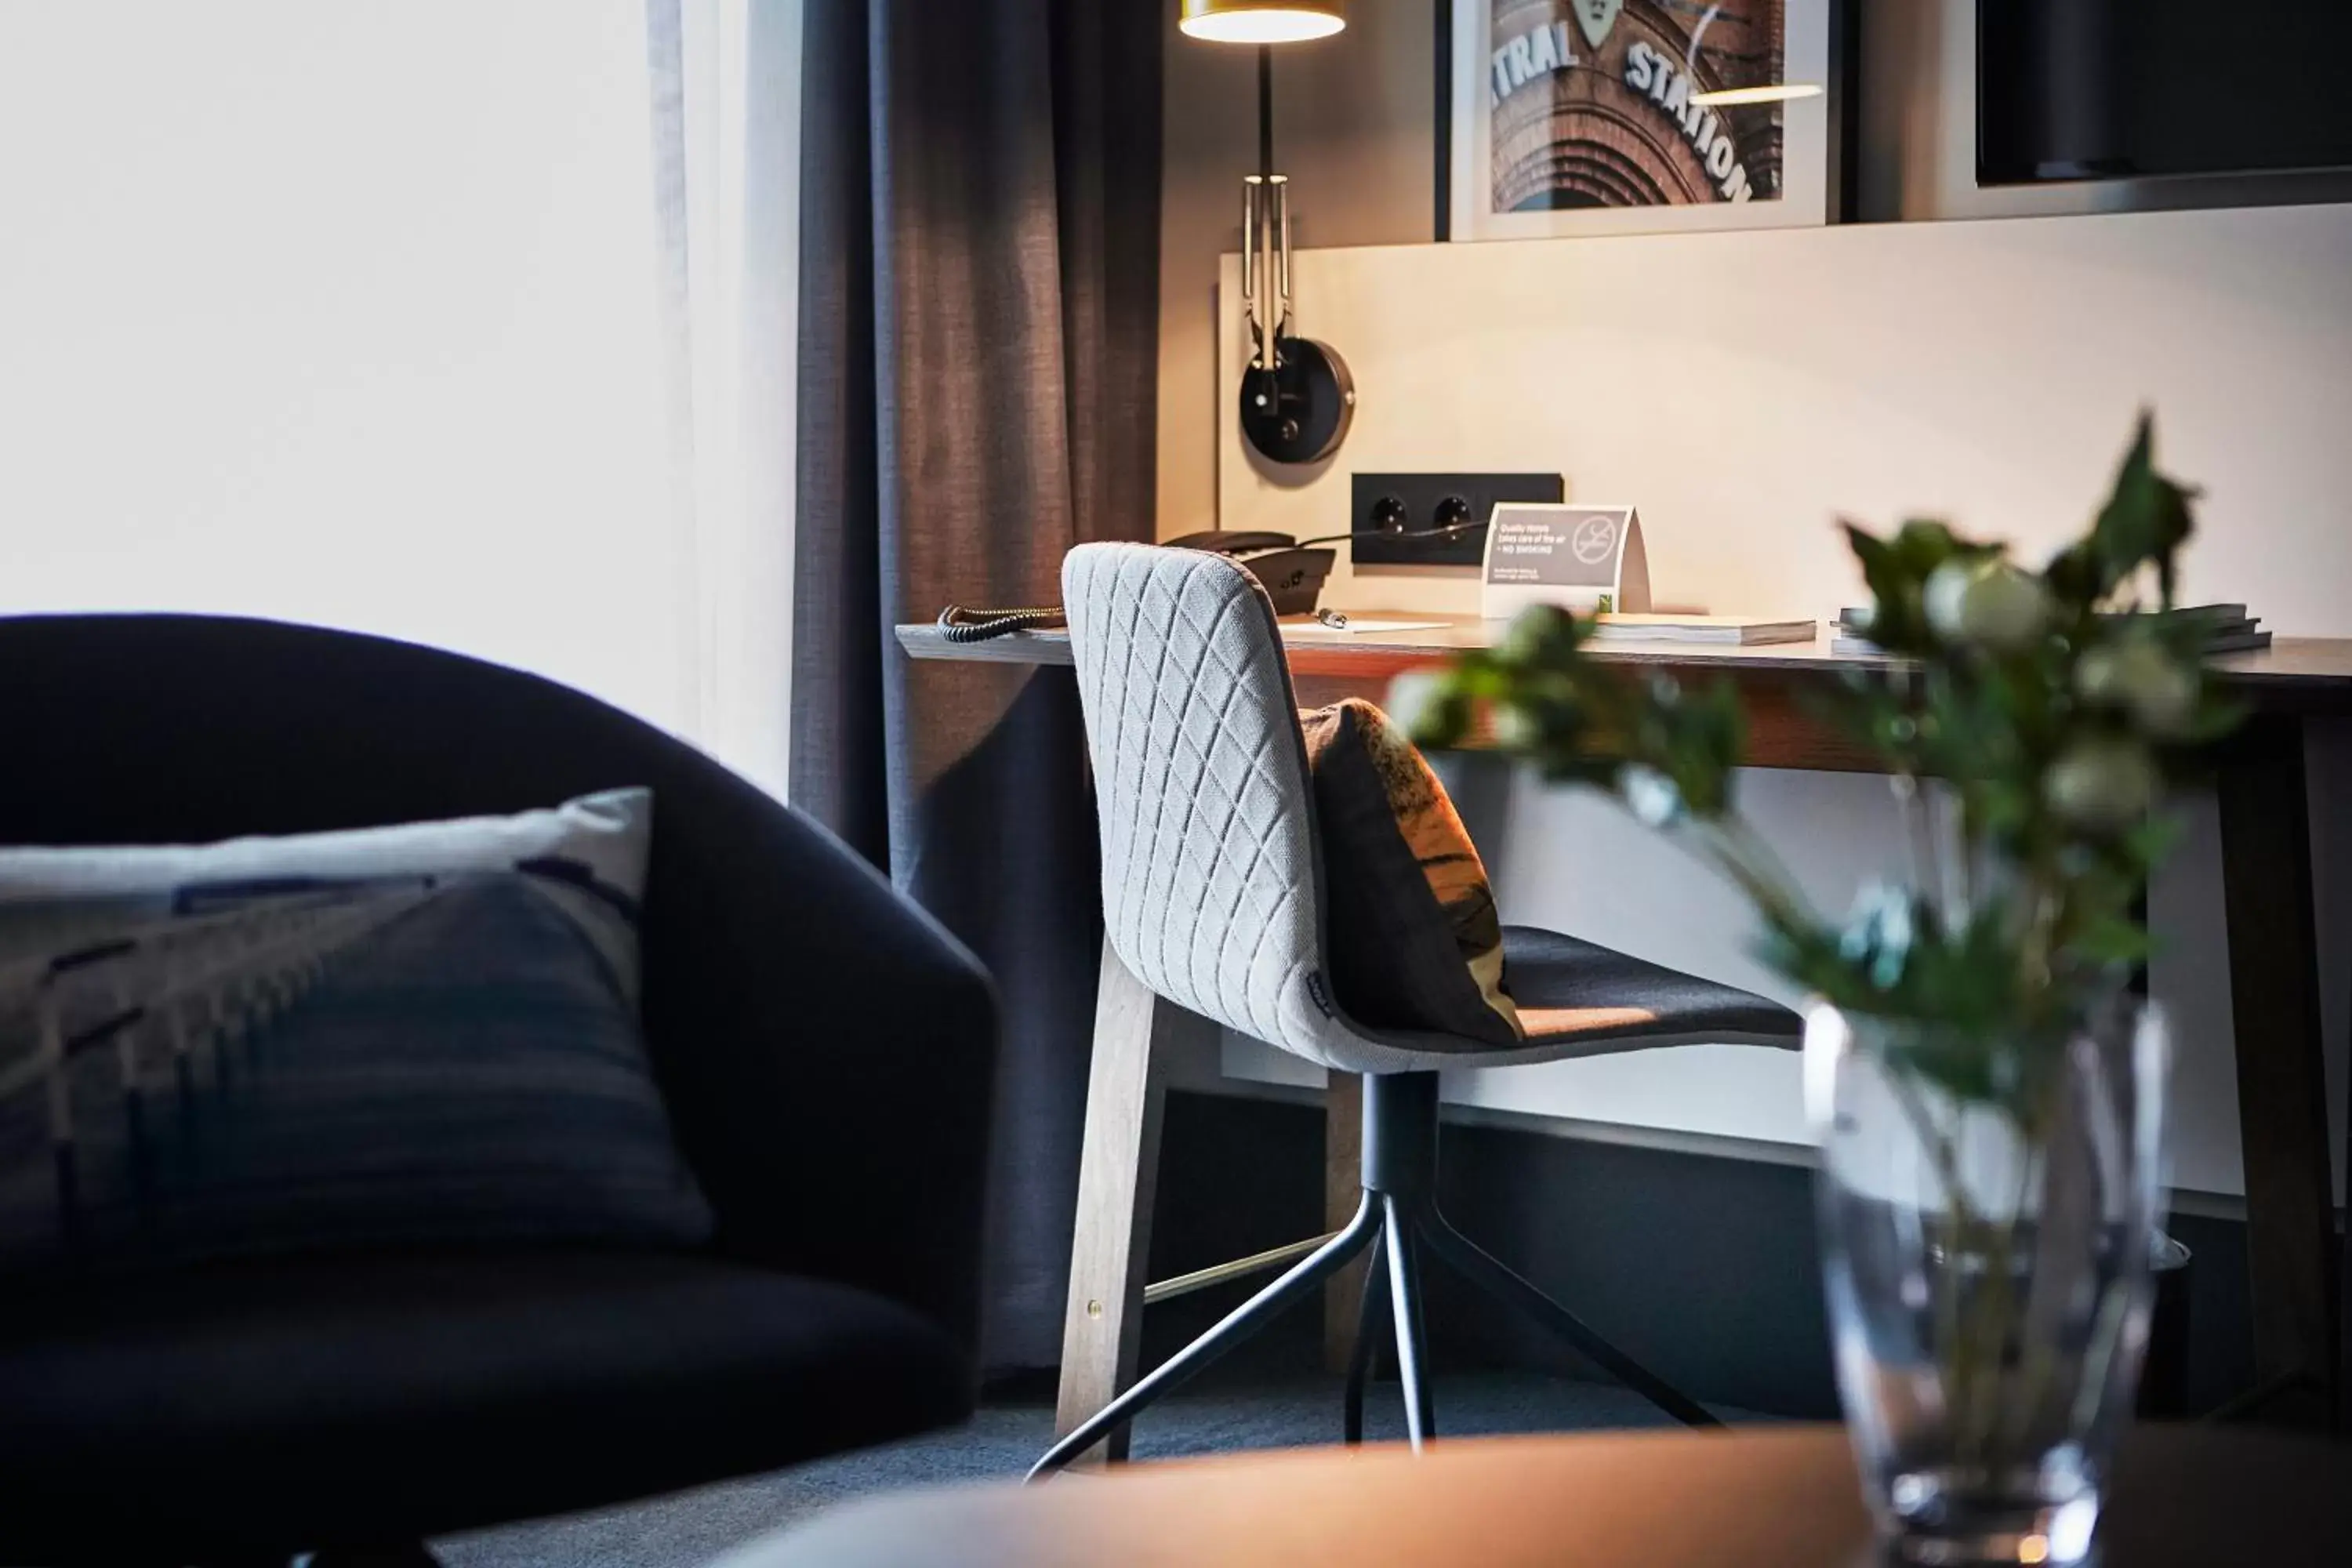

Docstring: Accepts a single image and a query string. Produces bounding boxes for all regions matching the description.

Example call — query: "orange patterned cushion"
[1299,699,1520,1044]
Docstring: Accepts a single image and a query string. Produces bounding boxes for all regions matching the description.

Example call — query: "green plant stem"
[1884,1062,2048,1480]
[1886,1054,2078,1484]
[1894,774,1944,926]
[1965,1143,2044,1473]
[1998,1095,2075,1463]
[1882,1068,1980,1453]
[1678,813,1825,946]
[1953,796,1980,928]
[2020,863,2063,1014]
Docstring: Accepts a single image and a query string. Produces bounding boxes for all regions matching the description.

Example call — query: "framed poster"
[1446,1,1839,241]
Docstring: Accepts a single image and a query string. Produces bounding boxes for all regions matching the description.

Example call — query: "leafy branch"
[1396,412,2238,1120]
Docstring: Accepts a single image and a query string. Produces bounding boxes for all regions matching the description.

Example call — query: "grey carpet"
[435,1373,1760,1568]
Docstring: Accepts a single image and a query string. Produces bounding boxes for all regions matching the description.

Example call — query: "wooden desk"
[899,618,2352,1439]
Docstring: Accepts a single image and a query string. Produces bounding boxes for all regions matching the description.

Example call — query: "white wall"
[1156,0,2352,561]
[0,2,697,739]
[1211,205,2352,1203]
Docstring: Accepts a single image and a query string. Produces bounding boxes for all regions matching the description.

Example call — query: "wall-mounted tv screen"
[1980,0,2352,185]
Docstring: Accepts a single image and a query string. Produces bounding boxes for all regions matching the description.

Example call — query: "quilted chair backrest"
[1062,543,1338,1062]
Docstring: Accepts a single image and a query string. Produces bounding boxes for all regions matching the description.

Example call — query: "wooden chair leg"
[1052,938,1211,1465]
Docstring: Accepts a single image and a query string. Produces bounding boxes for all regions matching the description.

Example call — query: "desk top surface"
[898,615,2352,711]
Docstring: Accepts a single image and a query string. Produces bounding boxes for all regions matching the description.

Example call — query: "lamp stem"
[1258,45,1274,185]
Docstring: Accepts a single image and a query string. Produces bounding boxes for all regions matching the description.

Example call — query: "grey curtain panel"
[793,0,1163,1369]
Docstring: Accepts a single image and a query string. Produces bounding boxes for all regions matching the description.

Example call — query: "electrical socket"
[1348,472,1565,567]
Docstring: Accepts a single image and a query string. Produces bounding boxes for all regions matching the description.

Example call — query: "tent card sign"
[1480,504,1652,621]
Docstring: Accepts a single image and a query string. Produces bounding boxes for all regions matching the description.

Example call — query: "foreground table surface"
[726,1425,2352,1568]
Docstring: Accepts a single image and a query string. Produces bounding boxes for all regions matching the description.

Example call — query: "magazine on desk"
[1832,604,2273,656]
[1584,614,1817,646]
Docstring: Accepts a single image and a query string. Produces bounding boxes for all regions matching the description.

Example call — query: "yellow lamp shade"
[1179,1,1345,45]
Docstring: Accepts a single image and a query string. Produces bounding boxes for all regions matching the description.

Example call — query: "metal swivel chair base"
[1028,1072,1719,1481]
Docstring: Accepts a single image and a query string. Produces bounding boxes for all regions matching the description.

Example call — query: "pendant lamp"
[1178,2,1345,46]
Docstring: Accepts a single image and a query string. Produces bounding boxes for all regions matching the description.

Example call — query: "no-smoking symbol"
[1571,515,1618,565]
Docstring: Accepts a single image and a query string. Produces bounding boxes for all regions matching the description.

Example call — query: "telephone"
[1161,530,1305,554]
[934,516,1498,640]
[1160,531,1337,615]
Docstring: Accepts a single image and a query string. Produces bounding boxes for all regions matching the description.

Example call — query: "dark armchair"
[0,614,998,1564]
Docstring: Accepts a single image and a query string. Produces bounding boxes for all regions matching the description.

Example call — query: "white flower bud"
[1923,558,2050,653]
[2045,737,2158,833]
[1498,604,1569,664]
[1489,702,1537,753]
[1621,764,1685,828]
[2077,639,2197,738]
[1383,670,1449,739]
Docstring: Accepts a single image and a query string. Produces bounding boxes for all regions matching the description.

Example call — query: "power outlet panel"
[1348,472,1565,567]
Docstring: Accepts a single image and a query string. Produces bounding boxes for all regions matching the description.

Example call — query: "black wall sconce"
[1181,2,1356,466]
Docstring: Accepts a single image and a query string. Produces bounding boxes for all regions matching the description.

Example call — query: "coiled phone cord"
[935,604,1068,643]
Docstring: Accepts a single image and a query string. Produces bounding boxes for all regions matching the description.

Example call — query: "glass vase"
[1806,998,2170,1567]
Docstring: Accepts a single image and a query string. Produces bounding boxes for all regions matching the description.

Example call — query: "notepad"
[1282,618,1450,637]
[1584,614,1817,646]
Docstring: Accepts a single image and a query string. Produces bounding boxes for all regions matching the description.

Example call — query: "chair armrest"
[638,768,998,1359]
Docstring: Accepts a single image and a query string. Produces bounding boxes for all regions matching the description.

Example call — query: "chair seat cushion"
[0,1250,971,1558]
[1501,927,1802,1053]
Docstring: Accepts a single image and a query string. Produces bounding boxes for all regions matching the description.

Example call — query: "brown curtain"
[793,0,1163,1370]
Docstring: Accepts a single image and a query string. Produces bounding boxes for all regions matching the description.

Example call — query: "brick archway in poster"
[1487,0,1787,213]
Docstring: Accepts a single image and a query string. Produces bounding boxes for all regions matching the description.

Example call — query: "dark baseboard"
[1142,1089,2261,1420]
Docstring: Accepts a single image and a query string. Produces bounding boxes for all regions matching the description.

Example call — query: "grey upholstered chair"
[1030,543,1802,1477]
